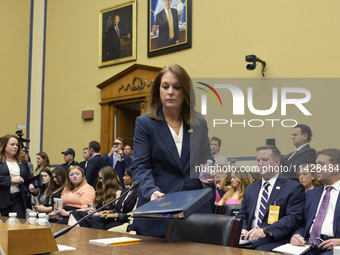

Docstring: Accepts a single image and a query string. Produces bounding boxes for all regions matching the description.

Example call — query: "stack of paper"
[89,237,141,246]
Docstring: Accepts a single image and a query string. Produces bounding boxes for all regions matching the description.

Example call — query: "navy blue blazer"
[103,152,128,189]
[131,110,212,237]
[85,154,107,189]
[237,177,305,243]
[294,185,340,239]
[0,160,32,210]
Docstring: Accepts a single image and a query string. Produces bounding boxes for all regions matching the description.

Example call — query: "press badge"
[267,205,280,224]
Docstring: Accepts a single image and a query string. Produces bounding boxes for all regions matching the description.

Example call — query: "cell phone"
[113,142,119,147]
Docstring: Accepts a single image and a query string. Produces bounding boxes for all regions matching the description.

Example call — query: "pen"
[317,237,324,243]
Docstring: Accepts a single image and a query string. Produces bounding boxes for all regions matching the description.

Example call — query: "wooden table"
[1,217,276,255]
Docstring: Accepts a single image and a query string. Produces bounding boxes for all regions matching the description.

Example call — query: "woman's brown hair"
[147,64,198,126]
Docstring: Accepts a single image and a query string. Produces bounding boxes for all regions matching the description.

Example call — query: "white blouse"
[167,122,183,158]
[6,161,20,194]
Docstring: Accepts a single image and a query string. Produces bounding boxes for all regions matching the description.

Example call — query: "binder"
[132,188,212,219]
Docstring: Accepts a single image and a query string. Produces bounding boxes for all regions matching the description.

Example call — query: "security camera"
[245,54,266,76]
[246,64,256,70]
[245,55,258,63]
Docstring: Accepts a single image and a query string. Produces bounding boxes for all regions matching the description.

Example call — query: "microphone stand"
[53,181,139,239]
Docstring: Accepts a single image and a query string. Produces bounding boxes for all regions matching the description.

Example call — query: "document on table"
[272,243,311,255]
[57,244,76,251]
[89,237,141,246]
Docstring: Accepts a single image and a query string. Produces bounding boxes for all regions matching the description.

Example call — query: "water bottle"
[25,212,37,225]
[6,212,21,224]
[199,159,215,182]
[37,213,51,227]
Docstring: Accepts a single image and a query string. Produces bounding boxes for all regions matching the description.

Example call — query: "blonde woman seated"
[217,171,253,205]
[68,166,122,229]
[48,165,95,224]
[298,163,321,192]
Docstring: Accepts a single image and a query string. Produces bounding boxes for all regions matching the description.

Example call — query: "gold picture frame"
[99,1,137,67]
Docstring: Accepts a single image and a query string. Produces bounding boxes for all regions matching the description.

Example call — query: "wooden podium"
[0,223,58,255]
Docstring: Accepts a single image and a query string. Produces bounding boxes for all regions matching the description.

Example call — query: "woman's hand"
[34,205,46,213]
[29,184,38,194]
[48,211,57,219]
[102,213,117,219]
[56,208,69,217]
[99,210,111,216]
[11,176,24,184]
[150,191,165,201]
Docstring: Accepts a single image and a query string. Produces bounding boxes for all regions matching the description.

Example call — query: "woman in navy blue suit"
[131,64,213,237]
[0,134,34,218]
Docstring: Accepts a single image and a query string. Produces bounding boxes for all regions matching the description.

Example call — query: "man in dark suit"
[105,14,121,60]
[291,148,340,255]
[237,145,305,252]
[103,137,126,189]
[85,141,107,189]
[152,0,179,48]
[281,124,317,177]
[78,147,92,173]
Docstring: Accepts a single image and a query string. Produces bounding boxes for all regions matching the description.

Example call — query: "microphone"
[53,181,140,239]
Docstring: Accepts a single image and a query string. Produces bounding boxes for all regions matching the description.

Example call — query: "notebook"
[132,188,212,219]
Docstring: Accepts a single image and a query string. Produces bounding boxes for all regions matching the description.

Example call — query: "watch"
[263,227,273,238]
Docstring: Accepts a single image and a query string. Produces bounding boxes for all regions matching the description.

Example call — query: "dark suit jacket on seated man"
[281,124,317,178]
[291,149,340,255]
[237,145,305,252]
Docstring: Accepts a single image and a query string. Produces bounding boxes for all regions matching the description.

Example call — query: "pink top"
[221,191,241,205]
[61,183,95,208]
[224,197,241,205]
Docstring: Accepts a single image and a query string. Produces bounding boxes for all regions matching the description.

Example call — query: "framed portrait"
[99,1,136,67]
[148,0,192,58]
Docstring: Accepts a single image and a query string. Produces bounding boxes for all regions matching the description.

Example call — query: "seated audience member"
[291,149,340,255]
[50,166,67,210]
[85,141,107,189]
[123,144,133,168]
[32,168,54,213]
[60,148,78,171]
[217,170,253,205]
[68,166,122,228]
[34,152,50,176]
[237,145,305,252]
[78,147,92,173]
[97,168,138,230]
[281,124,317,178]
[103,137,126,189]
[48,165,95,224]
[298,163,321,192]
[21,146,34,175]
[0,134,35,219]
